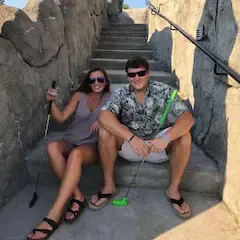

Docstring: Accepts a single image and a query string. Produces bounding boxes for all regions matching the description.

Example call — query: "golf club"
[29,80,56,208]
[112,90,178,206]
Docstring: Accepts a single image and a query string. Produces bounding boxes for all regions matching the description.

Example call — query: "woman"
[27,68,111,240]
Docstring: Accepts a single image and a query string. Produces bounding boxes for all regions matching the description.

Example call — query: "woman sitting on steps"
[27,68,111,240]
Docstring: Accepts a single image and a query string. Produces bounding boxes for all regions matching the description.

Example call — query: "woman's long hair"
[77,68,110,93]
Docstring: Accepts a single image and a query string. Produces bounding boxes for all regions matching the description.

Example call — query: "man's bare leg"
[90,127,123,207]
[166,132,191,214]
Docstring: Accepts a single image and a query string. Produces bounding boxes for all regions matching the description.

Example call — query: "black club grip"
[48,81,56,114]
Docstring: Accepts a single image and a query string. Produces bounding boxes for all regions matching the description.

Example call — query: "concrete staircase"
[87,24,175,90]
[2,24,238,240]
[26,24,223,195]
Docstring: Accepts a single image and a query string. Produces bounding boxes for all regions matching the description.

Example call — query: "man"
[88,56,194,219]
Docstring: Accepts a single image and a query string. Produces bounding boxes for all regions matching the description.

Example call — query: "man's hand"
[130,136,150,158]
[149,137,169,153]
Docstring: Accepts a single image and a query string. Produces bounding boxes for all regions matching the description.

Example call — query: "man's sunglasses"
[89,77,105,84]
[127,70,147,78]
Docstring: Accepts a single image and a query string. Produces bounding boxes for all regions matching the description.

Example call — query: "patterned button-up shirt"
[101,81,188,140]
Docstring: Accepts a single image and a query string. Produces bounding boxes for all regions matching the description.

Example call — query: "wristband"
[127,134,135,143]
[161,134,170,143]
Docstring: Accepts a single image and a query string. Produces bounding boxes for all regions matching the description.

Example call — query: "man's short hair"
[125,56,149,72]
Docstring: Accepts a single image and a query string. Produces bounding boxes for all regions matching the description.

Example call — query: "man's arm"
[99,110,150,157]
[98,110,133,141]
[164,111,194,141]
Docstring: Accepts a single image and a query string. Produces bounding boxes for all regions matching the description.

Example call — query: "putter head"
[112,197,128,206]
[29,192,38,208]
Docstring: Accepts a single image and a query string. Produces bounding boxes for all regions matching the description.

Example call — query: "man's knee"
[177,132,192,147]
[99,127,114,140]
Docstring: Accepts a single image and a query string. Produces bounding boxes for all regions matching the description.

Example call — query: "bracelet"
[127,134,135,143]
[161,134,170,143]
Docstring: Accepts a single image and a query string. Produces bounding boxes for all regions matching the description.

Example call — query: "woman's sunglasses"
[89,77,105,84]
[127,70,147,78]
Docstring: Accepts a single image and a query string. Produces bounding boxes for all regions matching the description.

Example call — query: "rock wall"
[148,0,240,225]
[0,0,108,208]
[112,9,148,24]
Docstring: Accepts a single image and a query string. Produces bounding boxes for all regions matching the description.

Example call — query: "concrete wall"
[148,0,240,225]
[0,0,108,208]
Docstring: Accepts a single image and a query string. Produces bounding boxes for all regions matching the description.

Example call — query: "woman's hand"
[46,87,59,101]
[91,120,101,134]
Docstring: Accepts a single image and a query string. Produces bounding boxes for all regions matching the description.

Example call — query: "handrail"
[146,1,240,84]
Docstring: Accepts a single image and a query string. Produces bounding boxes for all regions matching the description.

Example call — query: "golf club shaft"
[34,114,51,191]
[34,81,56,192]
[125,157,146,198]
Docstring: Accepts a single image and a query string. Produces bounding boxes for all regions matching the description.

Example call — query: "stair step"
[110,23,147,29]
[104,26,147,32]
[98,42,150,50]
[101,31,147,37]
[100,36,147,44]
[93,49,154,60]
[90,58,163,71]
[26,132,222,194]
[84,70,174,85]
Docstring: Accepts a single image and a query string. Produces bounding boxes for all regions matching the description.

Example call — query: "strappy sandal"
[27,217,61,240]
[64,199,86,223]
[165,192,192,219]
[88,189,118,211]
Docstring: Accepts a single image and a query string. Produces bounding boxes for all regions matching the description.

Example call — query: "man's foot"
[27,212,61,240]
[166,189,191,219]
[64,196,85,223]
[88,185,117,211]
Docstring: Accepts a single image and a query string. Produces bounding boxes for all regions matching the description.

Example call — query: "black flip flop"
[64,199,86,223]
[27,217,61,240]
[165,192,192,219]
[88,189,118,211]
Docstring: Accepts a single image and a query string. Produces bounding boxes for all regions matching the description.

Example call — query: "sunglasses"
[89,77,105,84]
[127,70,147,78]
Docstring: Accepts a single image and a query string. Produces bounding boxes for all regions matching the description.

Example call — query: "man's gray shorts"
[118,128,170,163]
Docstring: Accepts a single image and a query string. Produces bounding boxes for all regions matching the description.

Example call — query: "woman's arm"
[49,92,81,123]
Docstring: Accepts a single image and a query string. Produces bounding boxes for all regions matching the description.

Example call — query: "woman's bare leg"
[28,145,96,240]
[47,140,83,201]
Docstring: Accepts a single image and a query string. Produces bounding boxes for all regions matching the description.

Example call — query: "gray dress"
[64,92,109,146]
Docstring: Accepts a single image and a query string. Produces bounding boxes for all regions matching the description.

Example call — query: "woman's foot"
[27,211,61,240]
[64,195,85,222]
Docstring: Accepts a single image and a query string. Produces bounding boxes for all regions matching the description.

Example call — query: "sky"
[124,0,147,8]
[4,0,147,9]
[5,0,27,9]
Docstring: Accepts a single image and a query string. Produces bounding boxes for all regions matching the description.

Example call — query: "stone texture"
[148,0,240,226]
[112,9,148,24]
[0,0,109,208]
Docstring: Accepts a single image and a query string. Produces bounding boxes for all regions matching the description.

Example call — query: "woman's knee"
[46,141,60,154]
[68,148,84,165]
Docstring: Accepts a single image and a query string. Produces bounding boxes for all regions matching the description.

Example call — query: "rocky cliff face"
[148,0,240,226]
[0,0,111,207]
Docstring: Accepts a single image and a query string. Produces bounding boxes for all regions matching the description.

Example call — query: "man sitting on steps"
[88,56,194,219]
